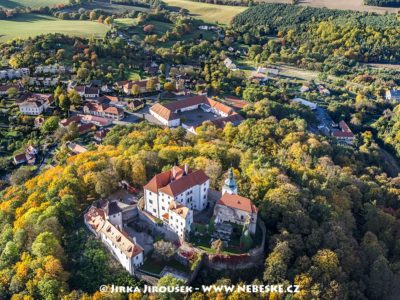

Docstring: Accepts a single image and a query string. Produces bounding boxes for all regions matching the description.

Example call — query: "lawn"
[163,0,246,24]
[0,14,109,42]
[0,0,68,9]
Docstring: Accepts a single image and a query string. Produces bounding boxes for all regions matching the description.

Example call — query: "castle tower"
[222,167,238,195]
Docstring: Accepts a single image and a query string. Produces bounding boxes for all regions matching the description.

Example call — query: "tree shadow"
[0,0,22,9]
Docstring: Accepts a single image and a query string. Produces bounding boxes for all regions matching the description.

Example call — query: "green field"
[0,14,108,42]
[163,0,246,24]
[0,0,68,9]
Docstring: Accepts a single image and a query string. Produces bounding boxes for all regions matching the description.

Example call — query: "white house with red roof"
[213,168,258,234]
[332,121,355,144]
[84,202,144,275]
[143,165,209,238]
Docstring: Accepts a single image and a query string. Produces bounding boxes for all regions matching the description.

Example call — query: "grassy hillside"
[0,0,68,9]
[0,14,108,42]
[163,0,246,24]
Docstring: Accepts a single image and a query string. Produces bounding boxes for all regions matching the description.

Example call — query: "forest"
[1,102,400,298]
[364,0,400,7]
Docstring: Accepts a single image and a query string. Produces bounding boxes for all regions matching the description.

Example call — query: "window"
[241,215,244,220]
[153,209,156,213]
[149,200,153,204]
[162,206,165,211]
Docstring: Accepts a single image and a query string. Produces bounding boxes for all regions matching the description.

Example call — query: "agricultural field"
[0,14,108,42]
[59,0,150,13]
[0,0,68,9]
[163,0,246,24]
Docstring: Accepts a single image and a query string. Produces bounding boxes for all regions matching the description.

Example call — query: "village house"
[143,165,210,238]
[223,58,237,70]
[84,203,144,275]
[13,145,38,166]
[332,120,355,144]
[94,129,110,142]
[66,142,88,155]
[0,68,29,80]
[74,86,100,98]
[117,78,161,95]
[83,102,124,120]
[300,85,310,93]
[385,89,400,102]
[34,65,66,75]
[213,168,258,235]
[18,94,53,115]
[257,66,279,77]
[318,85,331,96]
[292,97,317,110]
[34,116,45,128]
[29,77,59,87]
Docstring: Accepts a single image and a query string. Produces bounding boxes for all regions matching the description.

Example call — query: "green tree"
[157,274,185,300]
[42,116,60,134]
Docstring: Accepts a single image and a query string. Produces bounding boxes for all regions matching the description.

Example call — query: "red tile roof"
[150,103,178,121]
[144,166,209,197]
[332,121,354,138]
[150,96,235,122]
[217,193,257,214]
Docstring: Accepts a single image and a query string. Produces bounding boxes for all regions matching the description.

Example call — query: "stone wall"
[137,209,180,243]
[202,218,266,271]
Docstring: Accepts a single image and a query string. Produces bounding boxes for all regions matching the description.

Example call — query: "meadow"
[163,0,246,24]
[0,0,68,9]
[0,14,108,42]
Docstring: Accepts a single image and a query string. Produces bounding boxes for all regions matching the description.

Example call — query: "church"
[213,168,258,235]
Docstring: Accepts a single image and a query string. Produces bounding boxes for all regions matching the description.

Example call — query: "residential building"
[332,120,355,144]
[386,90,400,101]
[66,142,87,155]
[143,165,210,238]
[224,58,237,70]
[119,78,161,95]
[94,129,110,142]
[75,86,100,98]
[213,168,258,235]
[300,85,310,93]
[292,97,317,110]
[83,102,124,120]
[18,94,53,115]
[13,145,38,166]
[257,66,279,76]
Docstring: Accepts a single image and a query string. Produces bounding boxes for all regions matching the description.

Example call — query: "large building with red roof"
[143,165,210,238]
[149,95,244,129]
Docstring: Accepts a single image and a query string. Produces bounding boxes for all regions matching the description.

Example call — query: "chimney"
[172,167,176,181]
[184,164,189,176]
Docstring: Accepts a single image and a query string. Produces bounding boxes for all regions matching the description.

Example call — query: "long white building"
[143,165,209,238]
[84,202,144,275]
